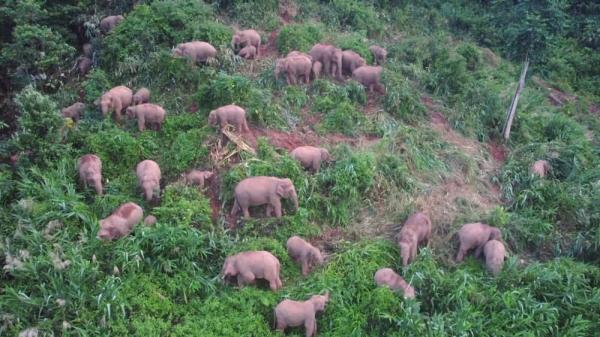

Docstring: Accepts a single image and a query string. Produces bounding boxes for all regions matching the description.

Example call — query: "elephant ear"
[276,181,286,197]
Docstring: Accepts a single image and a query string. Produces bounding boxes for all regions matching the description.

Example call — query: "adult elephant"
[275,55,312,85]
[342,50,366,77]
[232,29,261,56]
[309,43,342,79]
[231,176,299,218]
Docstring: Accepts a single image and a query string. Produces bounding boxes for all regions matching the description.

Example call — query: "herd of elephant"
[65,17,512,336]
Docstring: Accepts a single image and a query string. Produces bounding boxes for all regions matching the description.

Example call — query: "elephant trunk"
[290,189,299,211]
[94,180,103,196]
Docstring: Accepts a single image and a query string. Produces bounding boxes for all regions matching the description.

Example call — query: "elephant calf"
[126,103,166,132]
[98,202,143,240]
[100,85,133,123]
[183,170,214,188]
[352,66,384,93]
[456,223,502,262]
[231,176,299,218]
[222,251,282,290]
[208,104,250,133]
[100,15,124,34]
[369,45,387,65]
[287,236,324,276]
[374,268,415,299]
[342,50,366,77]
[136,160,161,202]
[290,146,330,172]
[172,41,217,64]
[238,45,257,60]
[484,239,506,275]
[531,160,551,178]
[62,102,86,121]
[133,88,150,105]
[75,56,92,76]
[397,212,432,266]
[274,293,330,337]
[78,154,102,195]
[144,215,157,226]
[312,61,322,80]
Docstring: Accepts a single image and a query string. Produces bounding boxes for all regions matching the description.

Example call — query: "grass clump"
[277,22,324,54]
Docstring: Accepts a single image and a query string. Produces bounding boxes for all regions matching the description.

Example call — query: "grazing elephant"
[341,50,366,76]
[144,215,157,226]
[133,88,150,105]
[369,45,387,65]
[126,103,166,131]
[98,202,143,240]
[287,236,324,276]
[274,293,330,337]
[275,56,312,85]
[309,44,342,79]
[374,268,415,299]
[100,85,133,123]
[238,45,257,60]
[75,56,92,76]
[100,15,124,34]
[290,146,330,172]
[352,66,384,93]
[62,102,85,121]
[78,154,102,195]
[397,212,432,266]
[312,61,322,80]
[208,104,250,133]
[456,223,502,262]
[231,176,299,218]
[172,41,217,63]
[221,251,282,290]
[231,29,261,56]
[483,239,506,275]
[183,170,214,188]
[531,160,551,178]
[136,160,161,202]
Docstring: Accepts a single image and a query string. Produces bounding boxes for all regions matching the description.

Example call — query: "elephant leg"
[305,317,316,337]
[242,119,250,133]
[456,245,467,262]
[269,277,279,291]
[240,272,255,286]
[286,74,293,85]
[474,244,484,258]
[313,159,321,172]
[114,103,122,123]
[266,204,274,217]
[271,199,282,217]
[301,259,309,276]
[242,206,250,218]
[276,318,286,334]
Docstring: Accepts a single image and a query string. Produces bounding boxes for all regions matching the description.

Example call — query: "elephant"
[287,236,324,276]
[144,215,157,226]
[172,41,217,64]
[221,250,282,290]
[208,104,250,133]
[312,61,322,80]
[342,50,366,76]
[397,212,432,266]
[82,43,93,57]
[183,170,214,188]
[133,88,150,105]
[309,44,342,79]
[231,29,261,56]
[99,85,133,123]
[483,239,506,275]
[125,103,166,132]
[230,176,299,218]
[287,51,312,61]
[75,56,92,76]
[98,202,143,240]
[275,55,312,85]
[100,15,124,34]
[455,223,502,262]
[274,293,330,337]
[136,160,161,202]
[238,45,257,60]
[62,102,85,122]
[531,160,551,178]
[78,154,102,195]
[352,66,384,93]
[369,45,387,65]
[290,146,330,171]
[374,268,415,299]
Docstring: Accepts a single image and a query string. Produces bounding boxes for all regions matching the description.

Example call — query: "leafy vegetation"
[0,0,598,336]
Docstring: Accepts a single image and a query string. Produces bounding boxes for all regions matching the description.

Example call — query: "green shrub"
[382,70,426,123]
[83,127,147,178]
[277,22,323,54]
[323,0,384,37]
[228,0,280,31]
[82,69,112,105]
[153,184,212,228]
[335,32,373,63]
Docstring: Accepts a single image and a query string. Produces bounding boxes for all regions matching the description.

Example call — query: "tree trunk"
[502,58,529,141]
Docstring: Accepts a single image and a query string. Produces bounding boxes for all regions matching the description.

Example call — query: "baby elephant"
[144,215,157,226]
[136,160,161,202]
[352,66,384,93]
[483,239,506,275]
[397,212,432,266]
[75,56,92,76]
[290,146,330,172]
[531,160,551,178]
[238,45,257,60]
[133,88,150,105]
[98,202,143,240]
[78,154,102,195]
[287,236,324,276]
[312,61,322,80]
[221,251,282,290]
[274,293,330,337]
[369,45,387,65]
[126,103,166,131]
[183,170,214,188]
[456,223,502,262]
[62,102,85,122]
[208,104,250,133]
[231,176,299,218]
[374,268,415,299]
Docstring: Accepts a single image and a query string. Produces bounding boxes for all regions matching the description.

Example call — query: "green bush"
[277,22,323,54]
[153,184,212,228]
[322,0,384,37]
[382,69,426,123]
[335,32,373,63]
[82,69,111,105]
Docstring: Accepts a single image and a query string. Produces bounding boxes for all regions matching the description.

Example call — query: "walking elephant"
[231,176,299,218]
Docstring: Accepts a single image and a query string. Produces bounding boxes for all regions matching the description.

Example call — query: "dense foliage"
[1,0,598,336]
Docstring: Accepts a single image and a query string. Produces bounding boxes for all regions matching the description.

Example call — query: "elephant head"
[208,110,218,126]
[231,34,241,50]
[399,241,411,266]
[330,48,343,78]
[276,178,298,210]
[310,247,324,266]
[310,293,330,311]
[125,106,136,119]
[274,58,286,78]
[221,256,236,281]
[320,148,331,162]
[489,227,502,241]
[100,94,113,116]
[172,45,185,57]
